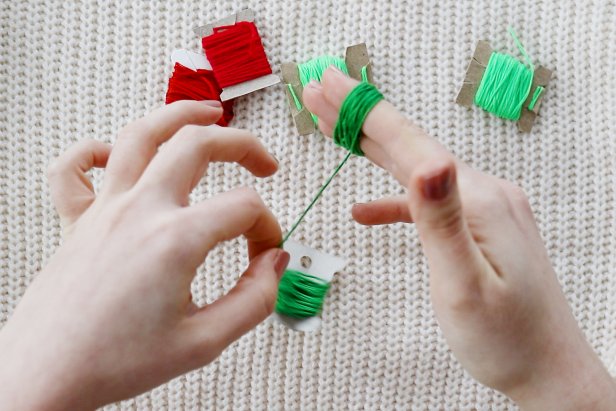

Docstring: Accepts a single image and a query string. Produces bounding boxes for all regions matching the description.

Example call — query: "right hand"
[303,66,616,410]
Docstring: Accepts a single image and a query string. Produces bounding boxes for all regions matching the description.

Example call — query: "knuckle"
[151,219,192,260]
[391,116,415,142]
[46,158,64,180]
[235,186,264,209]
[176,124,202,140]
[470,186,508,218]
[117,122,147,142]
[169,100,215,124]
[429,205,465,237]
[173,125,211,152]
[239,275,277,317]
[169,99,202,114]
[503,182,532,212]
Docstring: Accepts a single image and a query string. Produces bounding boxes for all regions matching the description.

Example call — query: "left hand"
[0,100,289,410]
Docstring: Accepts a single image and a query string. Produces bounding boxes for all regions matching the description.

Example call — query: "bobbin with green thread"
[280,43,374,135]
[455,29,553,132]
[273,240,346,331]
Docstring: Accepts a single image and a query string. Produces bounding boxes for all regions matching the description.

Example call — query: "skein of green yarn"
[473,52,533,121]
[473,28,542,121]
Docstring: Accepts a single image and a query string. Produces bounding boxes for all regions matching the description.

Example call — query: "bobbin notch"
[194,9,280,101]
[281,43,374,135]
[456,40,552,132]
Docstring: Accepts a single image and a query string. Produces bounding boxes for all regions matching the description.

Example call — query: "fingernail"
[306,80,322,91]
[274,250,290,279]
[202,100,222,107]
[420,167,452,201]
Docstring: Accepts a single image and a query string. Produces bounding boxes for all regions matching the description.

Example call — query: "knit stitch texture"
[1,1,615,410]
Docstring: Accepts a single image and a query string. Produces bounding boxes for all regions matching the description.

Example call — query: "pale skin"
[0,70,614,410]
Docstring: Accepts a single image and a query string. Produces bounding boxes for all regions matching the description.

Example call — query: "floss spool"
[165,50,234,126]
[273,240,346,332]
[456,28,552,132]
[195,9,280,101]
[281,43,374,135]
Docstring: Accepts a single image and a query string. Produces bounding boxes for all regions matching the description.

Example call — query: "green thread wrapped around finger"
[275,269,331,318]
[333,82,384,156]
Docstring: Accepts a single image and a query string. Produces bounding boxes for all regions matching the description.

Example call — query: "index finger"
[179,187,282,264]
[104,100,223,194]
[303,67,453,182]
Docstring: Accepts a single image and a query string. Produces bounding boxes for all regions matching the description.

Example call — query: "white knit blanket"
[1,1,614,409]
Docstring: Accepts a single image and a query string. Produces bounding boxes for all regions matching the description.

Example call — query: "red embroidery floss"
[201,21,273,88]
[165,63,234,127]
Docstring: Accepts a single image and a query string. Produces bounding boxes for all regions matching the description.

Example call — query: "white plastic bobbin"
[272,240,346,332]
[170,49,212,71]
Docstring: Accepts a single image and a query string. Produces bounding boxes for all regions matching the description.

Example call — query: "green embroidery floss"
[333,82,383,156]
[281,81,384,244]
[527,86,544,111]
[298,56,349,87]
[275,269,331,318]
[287,56,350,124]
[473,28,537,121]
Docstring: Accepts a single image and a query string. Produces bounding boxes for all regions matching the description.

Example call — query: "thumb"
[408,157,485,284]
[183,248,289,358]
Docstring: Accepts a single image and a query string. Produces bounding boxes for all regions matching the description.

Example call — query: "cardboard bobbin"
[193,9,280,101]
[272,240,346,332]
[455,40,553,133]
[281,43,374,136]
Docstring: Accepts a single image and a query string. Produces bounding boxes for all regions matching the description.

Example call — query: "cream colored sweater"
[1,0,614,409]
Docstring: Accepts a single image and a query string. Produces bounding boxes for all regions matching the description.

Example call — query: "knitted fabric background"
[1,0,615,409]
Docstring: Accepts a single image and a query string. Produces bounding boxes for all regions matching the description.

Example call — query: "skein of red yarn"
[165,62,234,126]
[202,21,273,88]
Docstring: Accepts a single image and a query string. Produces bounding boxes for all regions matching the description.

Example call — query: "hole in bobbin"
[300,256,312,269]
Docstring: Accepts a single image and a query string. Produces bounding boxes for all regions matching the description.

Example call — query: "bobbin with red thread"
[194,9,280,101]
[165,50,234,127]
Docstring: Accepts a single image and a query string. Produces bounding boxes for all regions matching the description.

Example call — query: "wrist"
[0,321,95,411]
[506,337,616,411]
